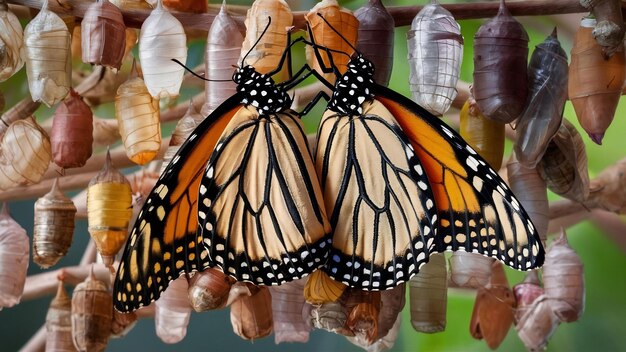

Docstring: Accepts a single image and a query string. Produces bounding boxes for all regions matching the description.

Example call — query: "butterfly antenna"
[240,16,273,67]
[316,13,358,53]
[171,59,231,82]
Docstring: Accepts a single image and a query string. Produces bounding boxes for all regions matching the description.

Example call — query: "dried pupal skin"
[470,261,515,350]
[376,283,405,340]
[240,0,292,82]
[0,204,29,308]
[51,89,94,168]
[304,270,347,304]
[449,251,494,289]
[568,17,625,144]
[155,277,192,344]
[87,151,133,266]
[81,0,126,70]
[542,230,585,323]
[515,295,560,351]
[71,267,112,352]
[203,2,244,114]
[139,0,187,99]
[230,286,273,340]
[110,310,137,338]
[407,0,463,116]
[163,0,207,13]
[33,179,77,269]
[188,267,234,312]
[345,290,382,345]
[587,157,626,214]
[0,0,24,81]
[506,154,549,242]
[22,0,71,106]
[580,0,625,56]
[473,0,529,123]
[309,301,350,335]
[115,62,161,165]
[460,97,505,170]
[305,0,359,84]
[354,0,394,86]
[515,29,569,168]
[110,0,152,10]
[46,282,77,352]
[537,119,590,203]
[409,253,447,333]
[0,117,52,190]
[269,278,311,344]
[513,271,543,324]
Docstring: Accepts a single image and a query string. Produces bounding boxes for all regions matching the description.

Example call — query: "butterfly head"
[328,54,375,116]
[233,65,291,114]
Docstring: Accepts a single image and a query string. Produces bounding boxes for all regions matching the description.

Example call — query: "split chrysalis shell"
[515,295,560,351]
[514,29,569,168]
[376,283,405,340]
[305,0,359,84]
[513,271,544,324]
[346,290,381,345]
[71,267,112,352]
[33,178,77,269]
[155,277,193,344]
[81,0,126,70]
[0,204,29,308]
[269,278,311,344]
[304,270,347,304]
[586,157,626,214]
[409,253,447,333]
[230,286,273,340]
[0,1,24,81]
[110,310,137,338]
[459,97,505,170]
[407,0,463,116]
[308,301,350,335]
[51,89,94,168]
[187,268,234,312]
[473,0,529,123]
[46,281,77,352]
[448,251,494,289]
[354,0,394,86]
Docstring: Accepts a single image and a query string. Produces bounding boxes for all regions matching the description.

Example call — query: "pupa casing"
[50,89,93,168]
[46,281,77,352]
[0,1,24,81]
[71,267,112,352]
[409,253,447,333]
[155,277,192,344]
[81,0,126,69]
[354,0,394,86]
[0,204,29,308]
[459,96,505,170]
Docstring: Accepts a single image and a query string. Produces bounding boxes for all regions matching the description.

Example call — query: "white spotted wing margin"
[197,105,332,286]
[316,99,438,291]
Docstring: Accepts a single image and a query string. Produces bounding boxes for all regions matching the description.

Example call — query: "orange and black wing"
[375,85,545,271]
[114,95,243,312]
[197,106,332,285]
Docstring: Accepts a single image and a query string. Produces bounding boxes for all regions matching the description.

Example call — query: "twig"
[18,325,45,352]
[22,264,112,302]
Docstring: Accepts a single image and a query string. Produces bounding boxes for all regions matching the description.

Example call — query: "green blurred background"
[1,0,626,351]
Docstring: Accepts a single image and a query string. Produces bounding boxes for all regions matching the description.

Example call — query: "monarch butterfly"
[305,14,545,291]
[113,21,332,312]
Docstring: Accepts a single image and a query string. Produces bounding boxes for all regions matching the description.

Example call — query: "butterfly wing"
[113,95,243,312]
[374,85,545,271]
[198,105,332,285]
[316,99,438,290]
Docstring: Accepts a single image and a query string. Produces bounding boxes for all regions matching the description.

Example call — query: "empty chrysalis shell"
[345,290,381,345]
[354,0,394,86]
[515,295,560,351]
[81,0,126,70]
[51,89,94,168]
[109,0,152,10]
[347,314,401,352]
[115,62,162,165]
[515,29,569,168]
[305,0,359,84]
[542,230,585,322]
[204,1,244,114]
[0,204,29,309]
[111,310,137,338]
[407,0,463,116]
[160,102,202,174]
[460,96,505,170]
[187,268,234,312]
[46,281,76,352]
[580,0,625,56]
[568,17,625,144]
[308,301,351,336]
[269,278,311,344]
[33,178,77,269]
[22,0,71,106]
[586,158,626,214]
[376,284,405,341]
[537,119,590,203]
[473,0,529,123]
[0,117,51,191]
[409,253,447,333]
[240,0,293,81]
[139,0,187,99]
[86,150,133,266]
[448,251,494,289]
[513,271,544,324]
[230,286,273,340]
[155,277,192,344]
[0,0,24,81]
[71,266,112,352]
[304,270,347,304]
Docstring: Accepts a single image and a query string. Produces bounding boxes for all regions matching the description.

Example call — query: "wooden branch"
[18,326,45,352]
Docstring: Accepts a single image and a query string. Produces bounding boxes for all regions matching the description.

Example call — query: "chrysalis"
[587,158,626,214]
[407,0,463,116]
[514,29,568,168]
[345,290,381,345]
[139,0,187,99]
[163,0,207,13]
[81,0,126,70]
[188,268,234,312]
[115,61,161,166]
[513,271,543,324]
[580,0,625,56]
[537,119,590,203]
[376,284,405,340]
[305,0,359,84]
[160,102,201,174]
[0,117,51,191]
[51,89,94,169]
[0,204,29,308]
[33,178,77,269]
[459,96,505,170]
[71,266,112,352]
[240,0,293,81]
[515,295,559,351]
[111,310,137,338]
[46,281,76,352]
[110,0,152,10]
[448,251,494,289]
[409,253,447,333]
[308,301,350,336]
[86,150,133,266]
[203,1,244,114]
[230,286,273,340]
[473,0,529,123]
[304,270,347,304]
[22,0,71,106]
[568,17,625,144]
[0,0,24,81]
[354,0,394,86]
[347,315,401,352]
[155,277,192,344]
[269,278,311,344]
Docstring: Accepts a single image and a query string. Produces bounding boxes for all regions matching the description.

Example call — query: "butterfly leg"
[304,23,342,77]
